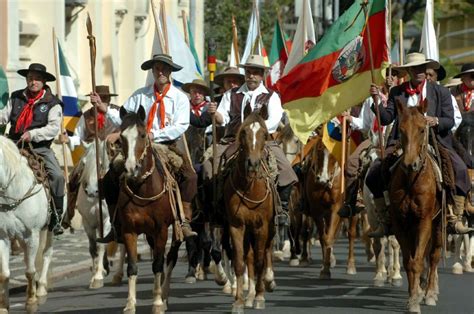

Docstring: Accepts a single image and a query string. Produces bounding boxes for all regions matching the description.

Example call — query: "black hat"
[86,85,118,97]
[141,54,183,72]
[454,63,474,78]
[17,63,56,82]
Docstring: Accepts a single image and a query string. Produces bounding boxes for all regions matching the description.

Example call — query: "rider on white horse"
[0,63,65,235]
[59,85,120,229]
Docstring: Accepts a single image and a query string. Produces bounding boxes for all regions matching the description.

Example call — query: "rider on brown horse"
[365,53,473,237]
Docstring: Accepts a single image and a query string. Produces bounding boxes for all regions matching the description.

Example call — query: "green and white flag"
[0,66,8,134]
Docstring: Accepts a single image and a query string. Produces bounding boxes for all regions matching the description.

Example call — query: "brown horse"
[304,135,354,278]
[224,108,276,312]
[389,99,442,313]
[116,106,181,314]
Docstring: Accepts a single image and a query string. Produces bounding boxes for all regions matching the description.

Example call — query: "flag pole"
[208,38,218,210]
[277,10,289,57]
[86,13,104,238]
[151,0,165,52]
[232,15,240,65]
[341,116,347,195]
[361,0,384,159]
[388,0,392,78]
[181,10,189,46]
[160,0,169,54]
[399,19,404,65]
[52,28,70,188]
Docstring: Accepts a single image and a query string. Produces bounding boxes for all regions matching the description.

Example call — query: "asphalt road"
[8,238,474,314]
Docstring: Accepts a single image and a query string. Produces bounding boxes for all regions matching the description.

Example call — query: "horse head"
[276,124,302,164]
[237,108,269,174]
[80,140,109,199]
[119,105,150,179]
[396,97,428,172]
[311,136,341,188]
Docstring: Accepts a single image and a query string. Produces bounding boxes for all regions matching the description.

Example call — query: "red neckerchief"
[97,111,105,130]
[191,101,207,117]
[461,83,473,111]
[15,89,45,133]
[403,80,426,103]
[147,83,171,132]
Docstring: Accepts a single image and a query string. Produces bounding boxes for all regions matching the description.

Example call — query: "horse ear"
[418,98,428,114]
[243,103,252,120]
[137,105,146,122]
[119,106,129,120]
[259,104,269,120]
[395,96,405,115]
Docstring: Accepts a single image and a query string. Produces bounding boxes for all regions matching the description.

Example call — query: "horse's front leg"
[0,239,11,313]
[152,226,169,314]
[36,230,54,299]
[346,215,358,275]
[245,245,255,308]
[229,224,246,313]
[389,236,402,286]
[161,230,182,304]
[425,219,442,306]
[24,230,40,313]
[373,237,387,286]
[112,243,126,286]
[123,232,138,314]
[84,223,105,289]
[253,229,268,310]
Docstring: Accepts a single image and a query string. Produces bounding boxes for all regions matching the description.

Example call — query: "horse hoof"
[89,279,104,289]
[452,263,463,275]
[407,303,421,313]
[373,279,384,287]
[223,282,232,294]
[123,307,136,314]
[245,298,254,308]
[25,300,38,314]
[319,271,331,279]
[36,285,48,297]
[273,250,284,261]
[214,272,228,286]
[232,302,244,314]
[37,294,48,305]
[254,298,265,310]
[112,274,123,286]
[185,276,196,284]
[346,266,357,275]
[391,278,403,287]
[299,259,310,267]
[330,256,336,268]
[425,296,437,306]
[152,304,165,314]
[289,259,300,267]
[463,264,473,273]
[265,280,276,292]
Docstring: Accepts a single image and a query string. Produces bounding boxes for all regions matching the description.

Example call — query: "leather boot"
[338,181,362,218]
[448,195,474,234]
[368,198,390,238]
[182,202,197,238]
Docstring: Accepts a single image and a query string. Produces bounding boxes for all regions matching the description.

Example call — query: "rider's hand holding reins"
[20,131,32,142]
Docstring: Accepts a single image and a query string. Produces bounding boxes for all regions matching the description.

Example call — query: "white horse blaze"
[122,125,138,173]
[320,149,330,183]
[250,122,261,150]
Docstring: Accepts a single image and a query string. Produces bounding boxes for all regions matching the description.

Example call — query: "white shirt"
[350,96,386,132]
[0,90,62,142]
[451,95,462,132]
[217,82,283,134]
[68,106,120,150]
[108,84,189,143]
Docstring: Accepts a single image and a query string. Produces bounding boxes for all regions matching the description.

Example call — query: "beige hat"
[214,67,245,87]
[181,79,211,96]
[238,54,270,70]
[443,77,462,88]
[393,53,439,71]
[141,54,183,72]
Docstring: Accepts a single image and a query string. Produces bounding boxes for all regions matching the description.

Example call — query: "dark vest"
[450,85,473,114]
[224,87,273,140]
[82,104,120,142]
[9,87,62,148]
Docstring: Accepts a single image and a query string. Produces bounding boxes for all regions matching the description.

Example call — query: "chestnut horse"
[224,109,276,312]
[304,134,359,278]
[116,106,181,314]
[389,99,442,313]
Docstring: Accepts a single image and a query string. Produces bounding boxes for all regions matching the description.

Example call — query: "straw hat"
[86,85,118,97]
[453,63,474,78]
[141,54,183,72]
[181,79,211,96]
[393,53,439,71]
[17,63,56,82]
[238,55,270,70]
[443,77,462,88]
[214,67,245,87]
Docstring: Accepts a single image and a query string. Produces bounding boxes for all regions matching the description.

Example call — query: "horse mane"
[237,112,268,145]
[277,124,295,143]
[0,136,31,176]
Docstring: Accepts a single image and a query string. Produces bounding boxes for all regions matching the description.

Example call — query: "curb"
[9,243,151,295]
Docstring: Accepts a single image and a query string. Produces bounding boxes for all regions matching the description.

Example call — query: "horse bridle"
[400,124,430,173]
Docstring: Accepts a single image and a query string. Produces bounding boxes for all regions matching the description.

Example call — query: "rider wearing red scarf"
[0,63,65,235]
[365,53,472,236]
[451,63,474,113]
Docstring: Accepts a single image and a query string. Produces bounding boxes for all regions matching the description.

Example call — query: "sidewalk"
[9,228,150,294]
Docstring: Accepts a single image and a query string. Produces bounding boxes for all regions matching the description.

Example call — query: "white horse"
[76,140,125,289]
[0,136,53,313]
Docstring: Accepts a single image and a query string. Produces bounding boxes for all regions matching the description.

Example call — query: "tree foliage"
[204,0,293,63]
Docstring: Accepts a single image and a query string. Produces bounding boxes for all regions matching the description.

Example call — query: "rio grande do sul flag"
[277,0,389,142]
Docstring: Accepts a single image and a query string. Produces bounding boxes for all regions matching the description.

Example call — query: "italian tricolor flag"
[277,0,389,142]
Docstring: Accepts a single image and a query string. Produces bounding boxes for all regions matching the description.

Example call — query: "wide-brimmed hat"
[181,79,211,96]
[386,64,407,78]
[454,63,474,78]
[86,85,118,97]
[141,54,183,72]
[444,77,462,88]
[214,67,245,87]
[238,55,270,70]
[393,53,439,71]
[426,59,446,81]
[17,63,56,82]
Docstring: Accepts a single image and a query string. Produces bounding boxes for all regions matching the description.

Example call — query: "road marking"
[341,286,370,297]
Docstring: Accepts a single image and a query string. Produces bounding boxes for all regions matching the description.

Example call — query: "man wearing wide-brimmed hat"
[365,52,472,236]
[98,54,197,243]
[60,85,121,229]
[214,67,245,92]
[201,54,298,249]
[451,63,474,114]
[0,63,65,235]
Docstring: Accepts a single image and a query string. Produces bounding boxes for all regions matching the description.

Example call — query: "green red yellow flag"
[266,19,291,89]
[277,0,389,142]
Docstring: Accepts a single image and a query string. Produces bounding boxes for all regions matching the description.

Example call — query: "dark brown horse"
[224,108,276,312]
[117,106,181,314]
[304,135,345,279]
[389,99,442,313]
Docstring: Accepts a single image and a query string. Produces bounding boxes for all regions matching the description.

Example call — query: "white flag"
[420,0,439,62]
[283,0,316,75]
